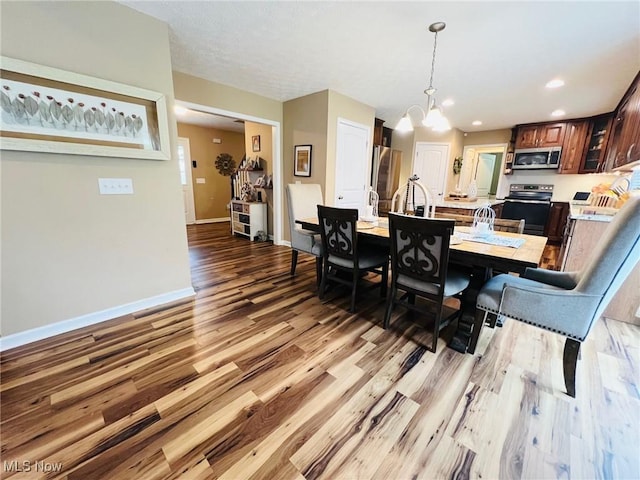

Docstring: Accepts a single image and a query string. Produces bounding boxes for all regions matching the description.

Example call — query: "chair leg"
[290,250,298,276]
[430,306,443,353]
[319,263,329,300]
[563,338,581,398]
[468,309,487,355]
[383,285,396,329]
[315,256,322,288]
[350,268,359,313]
[380,261,388,297]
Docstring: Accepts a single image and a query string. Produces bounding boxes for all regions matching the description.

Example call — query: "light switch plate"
[98,178,134,195]
[196,178,206,184]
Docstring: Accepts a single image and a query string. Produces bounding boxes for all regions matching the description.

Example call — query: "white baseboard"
[280,240,291,247]
[195,218,230,224]
[0,287,196,352]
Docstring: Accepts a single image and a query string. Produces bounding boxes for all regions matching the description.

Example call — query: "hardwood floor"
[1,223,638,479]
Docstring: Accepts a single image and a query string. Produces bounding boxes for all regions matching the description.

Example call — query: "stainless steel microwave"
[512,147,561,170]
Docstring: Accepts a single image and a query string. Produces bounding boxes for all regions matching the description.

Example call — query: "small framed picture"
[294,145,312,177]
[252,135,261,152]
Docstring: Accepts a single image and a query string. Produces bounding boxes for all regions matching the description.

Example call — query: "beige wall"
[1,2,193,336]
[282,91,329,241]
[177,123,244,220]
[244,121,274,233]
[463,128,513,147]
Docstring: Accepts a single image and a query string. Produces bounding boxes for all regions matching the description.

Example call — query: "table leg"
[448,266,489,354]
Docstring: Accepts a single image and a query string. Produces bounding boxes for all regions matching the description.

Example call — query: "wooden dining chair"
[384,214,472,353]
[317,205,389,313]
[434,211,525,233]
[472,195,640,397]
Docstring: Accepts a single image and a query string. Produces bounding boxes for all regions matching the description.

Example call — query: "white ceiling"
[122,1,640,132]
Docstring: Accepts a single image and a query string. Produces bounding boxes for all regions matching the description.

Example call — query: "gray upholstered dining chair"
[472,195,640,397]
[317,205,389,313]
[286,183,324,285]
[384,214,471,353]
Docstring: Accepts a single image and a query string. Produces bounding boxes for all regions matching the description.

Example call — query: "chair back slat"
[388,214,455,297]
[317,205,358,263]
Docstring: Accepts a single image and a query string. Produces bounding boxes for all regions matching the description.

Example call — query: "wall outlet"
[196,178,206,184]
[98,178,134,195]
[213,138,222,144]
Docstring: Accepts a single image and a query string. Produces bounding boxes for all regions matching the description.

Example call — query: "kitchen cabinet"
[544,202,569,242]
[604,72,640,171]
[580,114,613,173]
[514,122,566,149]
[231,200,266,240]
[560,218,640,325]
[560,121,589,174]
[373,118,393,147]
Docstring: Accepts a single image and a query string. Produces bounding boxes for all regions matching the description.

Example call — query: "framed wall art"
[294,144,312,177]
[251,135,260,152]
[0,56,171,160]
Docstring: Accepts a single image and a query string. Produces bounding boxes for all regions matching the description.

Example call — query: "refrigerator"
[371,146,402,215]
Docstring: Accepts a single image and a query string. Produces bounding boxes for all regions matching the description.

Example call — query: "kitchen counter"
[568,204,616,222]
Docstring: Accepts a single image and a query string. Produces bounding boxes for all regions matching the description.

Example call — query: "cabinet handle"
[338,196,344,200]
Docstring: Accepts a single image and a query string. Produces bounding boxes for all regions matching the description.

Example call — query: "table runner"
[455,231,526,249]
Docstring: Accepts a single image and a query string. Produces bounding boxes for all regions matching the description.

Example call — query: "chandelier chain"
[428,30,438,92]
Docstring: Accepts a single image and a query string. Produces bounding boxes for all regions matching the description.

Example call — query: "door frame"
[177,136,196,224]
[461,143,508,198]
[176,101,283,245]
[334,117,371,208]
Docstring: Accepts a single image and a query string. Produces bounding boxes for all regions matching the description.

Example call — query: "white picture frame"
[0,56,171,160]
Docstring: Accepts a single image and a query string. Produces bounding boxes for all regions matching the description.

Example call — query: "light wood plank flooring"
[1,223,638,479]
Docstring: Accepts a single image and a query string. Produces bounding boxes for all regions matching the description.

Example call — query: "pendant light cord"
[428,30,438,91]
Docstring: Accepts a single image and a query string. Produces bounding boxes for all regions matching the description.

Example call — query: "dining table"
[296,216,548,354]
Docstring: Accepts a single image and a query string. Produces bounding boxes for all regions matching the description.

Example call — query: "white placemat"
[455,231,525,249]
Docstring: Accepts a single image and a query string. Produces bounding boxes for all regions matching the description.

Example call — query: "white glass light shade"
[432,115,451,132]
[395,113,414,132]
[423,105,443,128]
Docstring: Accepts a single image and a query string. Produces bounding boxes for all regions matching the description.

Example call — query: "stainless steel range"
[501,184,553,236]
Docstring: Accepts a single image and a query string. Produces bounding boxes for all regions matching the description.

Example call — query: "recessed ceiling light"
[441,98,455,107]
[546,79,565,89]
[174,105,188,115]
[472,120,482,126]
[551,109,566,117]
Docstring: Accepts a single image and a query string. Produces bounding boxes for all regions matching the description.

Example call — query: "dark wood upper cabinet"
[514,122,566,149]
[560,120,589,174]
[604,72,640,171]
[580,114,613,173]
[373,118,385,146]
[373,118,393,147]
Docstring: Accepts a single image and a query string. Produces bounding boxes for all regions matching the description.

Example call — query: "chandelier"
[395,22,451,133]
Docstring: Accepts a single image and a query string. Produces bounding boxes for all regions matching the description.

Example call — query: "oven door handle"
[504,199,550,205]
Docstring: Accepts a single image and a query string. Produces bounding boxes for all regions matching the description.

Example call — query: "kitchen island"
[435,197,504,217]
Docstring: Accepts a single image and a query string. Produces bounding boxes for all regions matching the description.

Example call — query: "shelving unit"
[231,200,267,240]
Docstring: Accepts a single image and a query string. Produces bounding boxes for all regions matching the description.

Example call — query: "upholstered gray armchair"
[286,183,324,284]
[472,195,640,397]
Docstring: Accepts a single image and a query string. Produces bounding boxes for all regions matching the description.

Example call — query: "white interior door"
[412,143,449,207]
[177,137,196,224]
[475,153,496,197]
[335,119,370,215]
